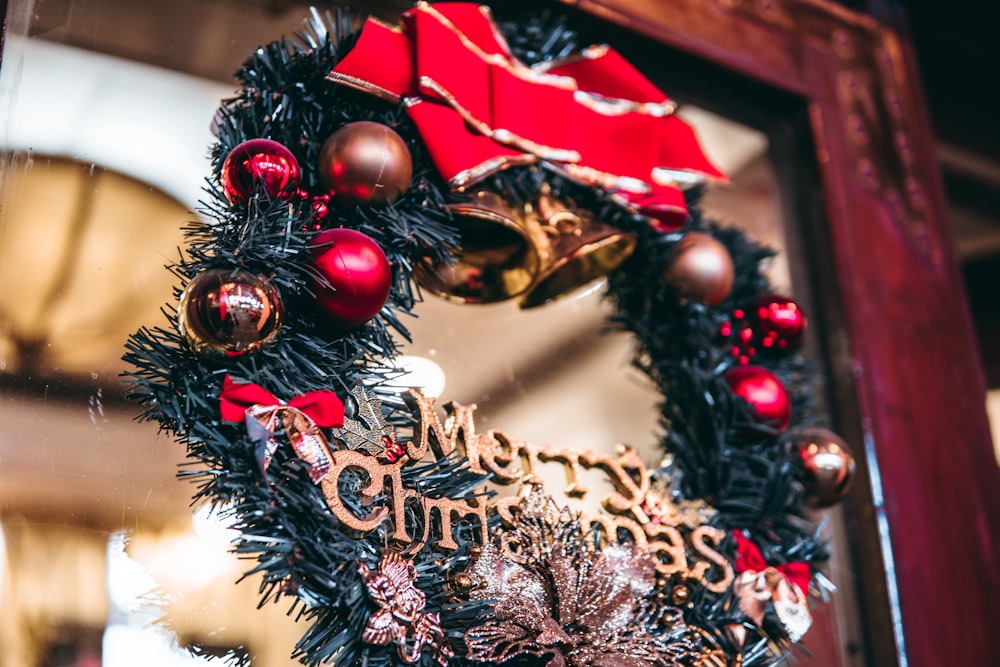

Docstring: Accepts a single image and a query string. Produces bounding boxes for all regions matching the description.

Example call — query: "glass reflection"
[0,3,807,665]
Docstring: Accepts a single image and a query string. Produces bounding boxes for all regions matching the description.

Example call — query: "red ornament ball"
[318,121,413,206]
[309,228,392,329]
[724,364,791,430]
[221,138,301,204]
[663,231,734,306]
[179,269,284,355]
[755,294,807,353]
[790,428,855,508]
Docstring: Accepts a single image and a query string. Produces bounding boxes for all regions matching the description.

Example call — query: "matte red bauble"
[755,294,807,353]
[318,121,413,206]
[179,269,284,354]
[663,231,734,306]
[724,364,791,430]
[309,228,392,329]
[221,138,301,204]
[790,428,855,508]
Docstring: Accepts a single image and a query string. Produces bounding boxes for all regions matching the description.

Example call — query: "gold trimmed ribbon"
[220,375,343,482]
[327,1,726,226]
[732,531,813,642]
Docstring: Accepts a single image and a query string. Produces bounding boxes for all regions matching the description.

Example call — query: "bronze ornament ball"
[318,121,413,206]
[791,428,856,508]
[663,231,734,306]
[179,269,284,355]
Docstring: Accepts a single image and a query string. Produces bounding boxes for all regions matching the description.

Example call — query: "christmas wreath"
[124,3,854,666]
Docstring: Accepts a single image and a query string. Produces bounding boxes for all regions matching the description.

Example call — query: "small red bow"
[732,531,810,593]
[220,375,344,482]
[328,2,725,227]
[220,375,344,428]
[732,531,813,641]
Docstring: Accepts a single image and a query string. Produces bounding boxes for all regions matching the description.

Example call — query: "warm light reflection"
[106,532,159,615]
[0,157,189,377]
[105,529,232,665]
[127,510,239,593]
[103,625,209,667]
[813,450,846,471]
[986,389,1000,465]
[0,523,6,611]
[384,355,448,398]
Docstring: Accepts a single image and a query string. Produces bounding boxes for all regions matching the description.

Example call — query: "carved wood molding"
[717,0,939,267]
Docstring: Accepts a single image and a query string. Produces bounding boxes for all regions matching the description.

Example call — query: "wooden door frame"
[558,1,1000,666]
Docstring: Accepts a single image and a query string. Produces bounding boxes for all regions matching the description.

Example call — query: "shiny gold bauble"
[792,428,856,508]
[663,231,734,306]
[318,121,413,206]
[179,269,283,355]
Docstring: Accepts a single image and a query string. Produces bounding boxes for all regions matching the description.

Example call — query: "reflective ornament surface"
[309,228,392,329]
[663,231,734,306]
[318,121,413,206]
[221,138,301,204]
[179,269,283,354]
[792,428,855,508]
[518,188,637,309]
[724,364,791,430]
[414,189,538,303]
[755,294,807,354]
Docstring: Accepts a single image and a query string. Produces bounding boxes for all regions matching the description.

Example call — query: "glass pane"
[0,2,862,666]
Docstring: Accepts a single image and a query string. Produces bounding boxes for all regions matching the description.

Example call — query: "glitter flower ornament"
[464,489,701,666]
[359,550,453,665]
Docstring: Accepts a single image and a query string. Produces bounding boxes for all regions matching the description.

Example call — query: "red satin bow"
[220,375,344,483]
[732,531,811,594]
[328,2,725,226]
[220,375,344,428]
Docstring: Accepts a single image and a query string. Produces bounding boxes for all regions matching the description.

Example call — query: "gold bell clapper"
[517,188,637,309]
[415,187,637,308]
[414,189,539,304]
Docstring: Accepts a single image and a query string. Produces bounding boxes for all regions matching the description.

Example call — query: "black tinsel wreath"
[123,4,832,667]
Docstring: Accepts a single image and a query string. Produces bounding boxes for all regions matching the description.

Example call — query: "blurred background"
[0,0,995,665]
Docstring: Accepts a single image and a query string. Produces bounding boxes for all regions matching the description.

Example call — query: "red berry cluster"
[719,295,807,364]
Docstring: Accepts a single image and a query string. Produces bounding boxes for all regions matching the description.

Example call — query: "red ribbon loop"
[328,2,725,226]
[733,531,811,594]
[220,374,344,428]
[733,531,813,641]
[220,375,344,483]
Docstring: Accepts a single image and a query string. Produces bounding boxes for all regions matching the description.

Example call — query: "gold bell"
[414,190,539,304]
[517,188,637,309]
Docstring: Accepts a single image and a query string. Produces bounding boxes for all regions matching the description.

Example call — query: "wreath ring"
[125,4,849,666]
